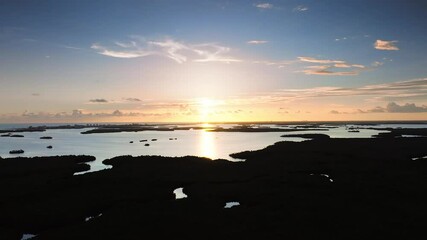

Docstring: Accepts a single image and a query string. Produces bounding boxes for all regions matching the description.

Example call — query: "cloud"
[352,64,366,68]
[63,45,82,50]
[356,107,386,113]
[91,43,153,58]
[255,3,273,9]
[366,106,386,113]
[293,5,308,12]
[386,102,427,113]
[297,57,368,76]
[300,65,360,76]
[18,109,173,120]
[332,106,389,114]
[192,44,241,63]
[252,60,294,68]
[374,40,399,50]
[298,56,345,64]
[92,37,240,63]
[372,61,384,67]
[114,41,137,48]
[334,63,351,68]
[302,67,358,76]
[357,102,427,113]
[247,40,268,44]
[334,37,347,41]
[148,39,189,63]
[89,99,108,103]
[241,78,427,104]
[125,98,141,102]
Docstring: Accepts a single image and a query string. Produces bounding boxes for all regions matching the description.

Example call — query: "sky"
[1,0,427,123]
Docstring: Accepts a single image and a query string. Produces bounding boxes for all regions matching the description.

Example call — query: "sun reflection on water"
[199,125,216,159]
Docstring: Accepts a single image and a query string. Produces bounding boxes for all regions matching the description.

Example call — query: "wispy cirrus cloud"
[372,61,384,67]
[247,40,268,44]
[293,5,308,12]
[298,56,345,64]
[301,67,358,76]
[192,44,241,63]
[252,60,294,68]
[374,39,399,50]
[254,3,273,9]
[91,43,153,58]
[92,37,240,63]
[62,45,83,50]
[297,57,366,76]
[334,37,347,41]
[238,78,427,105]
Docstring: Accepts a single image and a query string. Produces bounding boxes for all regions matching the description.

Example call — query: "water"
[21,234,36,240]
[0,127,289,172]
[85,213,102,222]
[0,123,423,174]
[224,202,240,208]
[173,188,188,199]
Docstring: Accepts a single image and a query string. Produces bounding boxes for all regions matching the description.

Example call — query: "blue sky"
[1,0,427,122]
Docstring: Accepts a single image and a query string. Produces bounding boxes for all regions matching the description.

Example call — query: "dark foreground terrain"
[1,135,427,239]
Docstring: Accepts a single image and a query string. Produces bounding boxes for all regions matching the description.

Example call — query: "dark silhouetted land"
[1,130,427,239]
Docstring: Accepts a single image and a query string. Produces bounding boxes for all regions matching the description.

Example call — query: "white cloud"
[92,38,240,63]
[114,41,137,48]
[372,61,384,67]
[148,39,189,63]
[91,43,153,58]
[352,64,366,68]
[298,56,345,64]
[63,45,82,50]
[247,40,268,44]
[192,44,241,63]
[293,5,308,12]
[255,3,273,9]
[334,37,347,41]
[374,40,399,50]
[252,60,293,68]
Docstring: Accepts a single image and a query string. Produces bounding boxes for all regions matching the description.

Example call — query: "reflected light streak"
[198,128,216,159]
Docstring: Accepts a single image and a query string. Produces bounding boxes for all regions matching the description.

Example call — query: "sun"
[197,98,221,122]
[199,98,218,108]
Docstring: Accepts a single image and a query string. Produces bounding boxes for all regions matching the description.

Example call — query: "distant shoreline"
[1,121,427,134]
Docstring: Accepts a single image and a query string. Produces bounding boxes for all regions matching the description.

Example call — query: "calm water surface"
[0,123,422,173]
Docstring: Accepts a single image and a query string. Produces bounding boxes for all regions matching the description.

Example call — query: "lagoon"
[0,123,419,173]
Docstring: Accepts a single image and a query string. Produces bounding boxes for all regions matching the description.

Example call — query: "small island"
[9,149,24,154]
